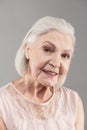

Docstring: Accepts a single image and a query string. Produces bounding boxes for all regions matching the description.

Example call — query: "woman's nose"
[49,54,61,68]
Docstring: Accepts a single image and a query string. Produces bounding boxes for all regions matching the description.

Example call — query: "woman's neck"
[12,76,54,104]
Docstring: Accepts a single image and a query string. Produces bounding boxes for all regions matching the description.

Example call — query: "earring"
[26,56,29,60]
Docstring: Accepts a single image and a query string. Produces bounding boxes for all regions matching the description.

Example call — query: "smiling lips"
[42,69,58,78]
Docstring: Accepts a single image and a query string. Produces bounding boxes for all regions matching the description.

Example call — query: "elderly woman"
[0,16,84,130]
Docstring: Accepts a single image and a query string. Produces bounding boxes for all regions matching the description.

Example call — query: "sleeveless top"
[0,82,78,130]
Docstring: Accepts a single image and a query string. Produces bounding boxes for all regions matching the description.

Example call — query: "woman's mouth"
[42,69,58,78]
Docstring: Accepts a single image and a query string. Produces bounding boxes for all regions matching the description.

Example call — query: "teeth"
[47,71,55,74]
[47,72,54,75]
[43,70,57,75]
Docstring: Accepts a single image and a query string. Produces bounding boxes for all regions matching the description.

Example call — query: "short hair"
[15,16,75,76]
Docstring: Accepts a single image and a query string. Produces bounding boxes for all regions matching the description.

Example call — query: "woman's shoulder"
[0,82,13,116]
[0,83,9,89]
[60,86,78,97]
[59,86,79,106]
[0,83,11,97]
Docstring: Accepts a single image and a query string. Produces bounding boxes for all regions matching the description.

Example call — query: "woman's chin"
[37,74,67,88]
[37,75,57,87]
[39,79,55,87]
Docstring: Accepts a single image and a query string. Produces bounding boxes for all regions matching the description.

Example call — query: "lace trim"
[6,83,60,120]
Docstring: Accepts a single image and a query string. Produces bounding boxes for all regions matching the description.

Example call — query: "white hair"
[15,16,75,76]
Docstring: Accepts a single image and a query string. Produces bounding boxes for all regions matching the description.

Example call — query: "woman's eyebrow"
[42,41,55,48]
[42,41,73,53]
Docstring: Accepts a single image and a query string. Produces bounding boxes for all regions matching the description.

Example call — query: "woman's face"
[25,30,74,88]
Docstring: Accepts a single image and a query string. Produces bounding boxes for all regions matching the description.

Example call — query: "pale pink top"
[0,82,78,130]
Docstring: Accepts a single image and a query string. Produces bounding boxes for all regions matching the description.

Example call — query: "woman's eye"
[44,48,50,52]
[61,53,70,59]
[43,46,53,53]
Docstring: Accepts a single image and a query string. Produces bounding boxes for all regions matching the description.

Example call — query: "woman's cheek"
[62,63,70,75]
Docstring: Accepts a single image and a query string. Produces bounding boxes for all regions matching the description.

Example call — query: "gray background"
[0,0,87,129]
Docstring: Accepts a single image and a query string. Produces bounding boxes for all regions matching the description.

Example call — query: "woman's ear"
[24,43,30,60]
